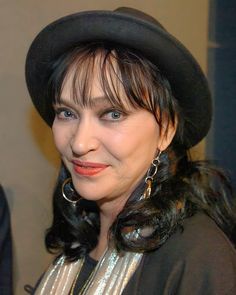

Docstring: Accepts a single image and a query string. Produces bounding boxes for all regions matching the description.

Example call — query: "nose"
[70,118,100,156]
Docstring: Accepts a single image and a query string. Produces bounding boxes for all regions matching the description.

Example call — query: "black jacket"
[123,213,236,294]
[0,185,13,295]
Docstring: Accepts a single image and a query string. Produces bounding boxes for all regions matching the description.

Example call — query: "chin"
[73,185,105,202]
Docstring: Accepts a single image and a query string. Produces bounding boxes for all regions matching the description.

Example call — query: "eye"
[101,109,124,121]
[54,107,77,120]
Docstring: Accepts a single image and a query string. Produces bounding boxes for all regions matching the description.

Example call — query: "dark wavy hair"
[45,42,236,261]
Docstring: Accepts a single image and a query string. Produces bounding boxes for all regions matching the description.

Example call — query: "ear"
[157,117,177,151]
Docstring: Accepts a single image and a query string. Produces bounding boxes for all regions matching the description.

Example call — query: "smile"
[72,160,109,176]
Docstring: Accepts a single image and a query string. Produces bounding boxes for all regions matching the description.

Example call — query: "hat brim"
[25,10,212,148]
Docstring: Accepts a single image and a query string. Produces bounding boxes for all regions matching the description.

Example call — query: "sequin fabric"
[35,248,143,295]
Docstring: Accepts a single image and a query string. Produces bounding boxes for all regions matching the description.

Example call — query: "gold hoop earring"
[61,178,80,206]
[143,151,161,199]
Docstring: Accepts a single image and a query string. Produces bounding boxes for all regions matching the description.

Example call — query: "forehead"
[61,63,104,96]
[59,52,133,109]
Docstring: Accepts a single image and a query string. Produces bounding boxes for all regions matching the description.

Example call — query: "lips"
[72,160,109,176]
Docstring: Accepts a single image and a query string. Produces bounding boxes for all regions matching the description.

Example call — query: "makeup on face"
[72,160,109,176]
[52,57,174,206]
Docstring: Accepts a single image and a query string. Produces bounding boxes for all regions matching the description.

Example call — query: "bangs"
[48,42,180,136]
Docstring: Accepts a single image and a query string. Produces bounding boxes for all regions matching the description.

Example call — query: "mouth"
[72,160,109,176]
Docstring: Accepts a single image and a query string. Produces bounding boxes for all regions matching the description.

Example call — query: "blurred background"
[0,0,235,294]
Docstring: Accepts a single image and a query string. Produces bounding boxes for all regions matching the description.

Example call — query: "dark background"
[208,0,236,189]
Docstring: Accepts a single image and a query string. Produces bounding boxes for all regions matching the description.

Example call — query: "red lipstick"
[72,160,108,176]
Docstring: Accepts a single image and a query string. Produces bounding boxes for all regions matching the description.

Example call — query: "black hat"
[25,7,212,148]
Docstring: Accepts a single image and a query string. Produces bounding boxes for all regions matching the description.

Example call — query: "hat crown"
[114,7,166,31]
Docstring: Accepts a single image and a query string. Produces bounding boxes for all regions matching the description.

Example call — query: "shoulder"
[0,185,8,209]
[166,213,236,260]
[144,213,236,294]
[0,185,11,233]
[0,185,12,295]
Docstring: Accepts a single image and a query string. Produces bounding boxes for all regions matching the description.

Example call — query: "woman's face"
[52,62,175,209]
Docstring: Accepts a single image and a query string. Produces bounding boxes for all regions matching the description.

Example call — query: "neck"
[89,196,128,261]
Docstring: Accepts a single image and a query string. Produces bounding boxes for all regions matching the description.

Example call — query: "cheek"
[52,123,70,154]
[104,121,160,166]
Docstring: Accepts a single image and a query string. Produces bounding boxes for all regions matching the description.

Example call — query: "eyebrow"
[53,96,113,108]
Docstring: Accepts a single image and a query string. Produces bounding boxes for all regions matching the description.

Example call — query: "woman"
[25,7,236,295]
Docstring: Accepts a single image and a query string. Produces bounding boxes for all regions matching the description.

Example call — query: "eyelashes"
[54,107,77,120]
[100,109,126,121]
[53,105,128,122]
